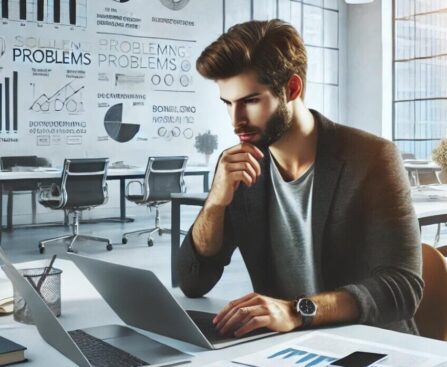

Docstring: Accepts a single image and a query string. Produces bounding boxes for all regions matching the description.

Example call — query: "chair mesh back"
[63,158,109,209]
[146,156,188,201]
[0,155,38,169]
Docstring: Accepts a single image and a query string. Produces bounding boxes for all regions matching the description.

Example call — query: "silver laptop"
[0,249,191,367]
[67,253,277,350]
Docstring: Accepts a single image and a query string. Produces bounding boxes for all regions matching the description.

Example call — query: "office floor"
[0,204,252,300]
[0,205,444,299]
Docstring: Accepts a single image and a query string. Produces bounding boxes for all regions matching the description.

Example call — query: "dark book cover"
[0,336,26,366]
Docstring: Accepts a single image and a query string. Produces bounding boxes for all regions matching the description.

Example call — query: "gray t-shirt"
[269,154,323,299]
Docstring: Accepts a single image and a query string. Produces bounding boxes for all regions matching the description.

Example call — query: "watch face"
[299,298,316,315]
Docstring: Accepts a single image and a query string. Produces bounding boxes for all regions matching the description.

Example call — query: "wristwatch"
[295,297,317,327]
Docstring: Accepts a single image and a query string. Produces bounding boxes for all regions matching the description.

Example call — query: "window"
[393,0,447,159]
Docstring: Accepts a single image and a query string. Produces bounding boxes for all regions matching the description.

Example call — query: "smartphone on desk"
[330,351,388,367]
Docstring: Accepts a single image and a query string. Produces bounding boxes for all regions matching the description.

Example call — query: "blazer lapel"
[311,111,345,260]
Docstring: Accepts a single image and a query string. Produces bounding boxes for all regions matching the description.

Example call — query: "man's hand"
[191,143,264,256]
[213,292,301,337]
[207,143,264,207]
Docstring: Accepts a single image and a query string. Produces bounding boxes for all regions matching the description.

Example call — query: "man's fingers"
[227,169,254,187]
[218,144,264,189]
[227,162,257,183]
[225,153,262,177]
[215,296,264,330]
[213,294,297,337]
[234,315,270,337]
[240,143,264,160]
[213,293,258,324]
[224,143,264,161]
[218,305,267,336]
[235,171,253,187]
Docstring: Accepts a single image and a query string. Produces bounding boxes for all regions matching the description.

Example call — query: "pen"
[36,254,57,292]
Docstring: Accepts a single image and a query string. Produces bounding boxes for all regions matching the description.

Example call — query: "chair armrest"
[38,183,60,196]
[125,180,143,197]
[38,183,63,206]
[103,182,109,205]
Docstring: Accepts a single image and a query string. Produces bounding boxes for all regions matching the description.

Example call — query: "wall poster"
[0,0,224,167]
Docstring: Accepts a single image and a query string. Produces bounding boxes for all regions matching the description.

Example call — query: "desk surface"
[412,185,447,220]
[0,166,209,181]
[1,259,447,366]
[404,160,441,171]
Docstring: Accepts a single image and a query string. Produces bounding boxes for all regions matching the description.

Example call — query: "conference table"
[0,166,210,239]
[0,259,447,367]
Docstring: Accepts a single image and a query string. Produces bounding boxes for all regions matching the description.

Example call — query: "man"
[177,19,423,337]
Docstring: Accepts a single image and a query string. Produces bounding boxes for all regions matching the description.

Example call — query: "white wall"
[345,0,392,139]
[2,0,349,225]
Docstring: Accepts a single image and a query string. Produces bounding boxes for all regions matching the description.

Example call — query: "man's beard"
[234,99,292,148]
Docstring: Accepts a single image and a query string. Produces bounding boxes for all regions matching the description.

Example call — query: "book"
[0,336,27,366]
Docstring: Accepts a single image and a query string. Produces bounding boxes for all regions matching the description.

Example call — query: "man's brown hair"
[196,19,307,98]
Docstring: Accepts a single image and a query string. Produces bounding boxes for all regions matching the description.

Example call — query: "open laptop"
[0,249,191,367]
[67,253,277,350]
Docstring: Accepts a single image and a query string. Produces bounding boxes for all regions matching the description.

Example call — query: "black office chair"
[122,156,188,247]
[38,158,111,253]
[0,155,51,229]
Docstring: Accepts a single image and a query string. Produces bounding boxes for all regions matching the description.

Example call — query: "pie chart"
[103,103,140,143]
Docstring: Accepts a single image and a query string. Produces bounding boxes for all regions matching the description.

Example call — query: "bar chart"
[0,71,19,134]
[1,0,87,28]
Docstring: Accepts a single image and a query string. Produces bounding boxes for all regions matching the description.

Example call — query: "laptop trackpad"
[83,324,190,365]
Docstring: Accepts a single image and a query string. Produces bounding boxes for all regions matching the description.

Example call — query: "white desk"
[404,161,441,170]
[1,259,447,366]
[412,186,447,227]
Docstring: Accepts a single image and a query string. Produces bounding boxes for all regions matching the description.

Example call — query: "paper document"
[0,297,13,315]
[0,273,14,315]
[232,332,447,367]
[0,276,13,298]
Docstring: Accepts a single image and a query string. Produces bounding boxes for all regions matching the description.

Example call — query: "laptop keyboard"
[68,329,148,367]
[186,310,271,344]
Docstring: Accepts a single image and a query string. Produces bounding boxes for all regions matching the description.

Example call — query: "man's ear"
[286,74,303,101]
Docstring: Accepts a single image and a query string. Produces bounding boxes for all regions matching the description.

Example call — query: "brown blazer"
[177,110,423,334]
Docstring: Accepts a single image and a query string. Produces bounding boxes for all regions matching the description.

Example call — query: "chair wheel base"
[122,237,127,244]
[147,239,154,247]
[106,244,113,251]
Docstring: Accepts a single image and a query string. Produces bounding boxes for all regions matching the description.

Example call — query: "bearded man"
[177,19,423,338]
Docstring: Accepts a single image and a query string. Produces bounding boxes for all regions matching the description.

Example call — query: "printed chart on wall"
[0,0,222,163]
[93,0,222,161]
[0,0,92,155]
